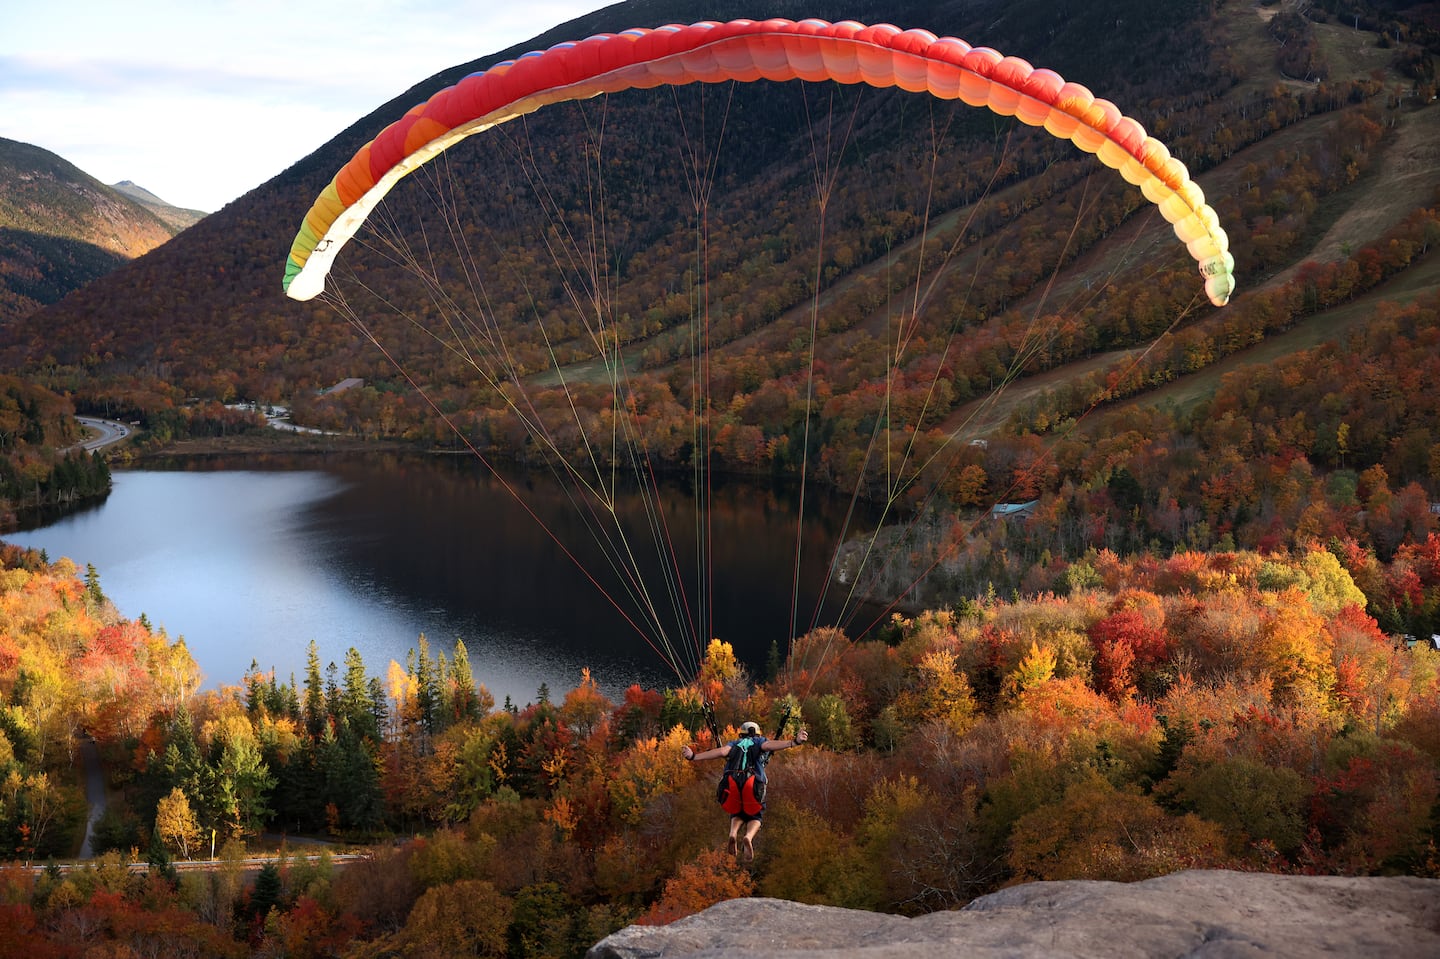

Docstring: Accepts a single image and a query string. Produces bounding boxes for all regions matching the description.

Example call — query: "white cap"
[741,721,761,734]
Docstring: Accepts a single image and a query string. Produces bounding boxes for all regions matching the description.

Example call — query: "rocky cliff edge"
[589,870,1440,959]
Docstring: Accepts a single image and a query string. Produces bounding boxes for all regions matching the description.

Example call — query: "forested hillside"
[2,4,1440,956]
[0,139,194,324]
[1,0,1231,394]
[1,537,1438,955]
[0,376,110,523]
[0,4,1435,575]
[109,182,206,233]
[0,7,1436,957]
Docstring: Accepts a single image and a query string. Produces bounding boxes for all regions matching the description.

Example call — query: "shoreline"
[125,429,420,461]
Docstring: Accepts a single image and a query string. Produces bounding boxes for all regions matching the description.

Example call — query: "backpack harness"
[717,735,768,816]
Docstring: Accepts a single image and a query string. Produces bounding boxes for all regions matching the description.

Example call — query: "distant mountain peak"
[0,137,206,322]
[110,180,209,227]
[110,180,167,205]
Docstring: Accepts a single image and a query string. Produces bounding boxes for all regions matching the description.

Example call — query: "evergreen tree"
[205,735,275,840]
[303,641,325,737]
[284,673,302,720]
[319,721,384,834]
[138,707,204,836]
[434,647,452,728]
[244,660,265,716]
[765,640,783,681]
[325,660,341,724]
[145,832,177,883]
[261,674,289,718]
[83,563,103,606]
[249,861,284,922]
[367,676,389,739]
[338,647,376,741]
[451,638,479,721]
[91,450,111,491]
[162,708,203,791]
[413,634,439,732]
[269,733,319,834]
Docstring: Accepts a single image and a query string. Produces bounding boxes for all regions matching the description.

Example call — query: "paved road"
[72,416,131,452]
[29,851,367,874]
[77,737,107,858]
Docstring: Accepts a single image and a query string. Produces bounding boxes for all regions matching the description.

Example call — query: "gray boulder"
[589,869,1440,958]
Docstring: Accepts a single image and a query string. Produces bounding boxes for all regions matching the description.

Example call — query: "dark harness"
[717,735,768,816]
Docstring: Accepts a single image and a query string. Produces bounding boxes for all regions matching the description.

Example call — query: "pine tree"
[413,635,439,733]
[325,660,341,724]
[434,647,452,729]
[341,647,377,741]
[367,676,389,739]
[451,638,479,721]
[303,641,325,737]
[83,563,103,606]
[320,721,383,833]
[244,660,265,716]
[249,861,284,921]
[145,831,177,882]
[284,673,302,720]
[206,736,275,840]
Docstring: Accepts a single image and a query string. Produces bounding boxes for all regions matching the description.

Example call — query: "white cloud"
[0,1,611,211]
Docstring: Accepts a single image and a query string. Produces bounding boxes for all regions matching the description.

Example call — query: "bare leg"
[740,819,761,861]
[727,816,740,855]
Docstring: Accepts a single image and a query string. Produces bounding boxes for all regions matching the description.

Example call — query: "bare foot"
[727,836,738,856]
[740,837,754,862]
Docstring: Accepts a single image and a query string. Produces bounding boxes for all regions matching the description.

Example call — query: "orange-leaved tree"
[637,849,755,926]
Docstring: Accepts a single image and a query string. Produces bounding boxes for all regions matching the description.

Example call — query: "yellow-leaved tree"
[608,725,692,825]
[155,786,202,860]
[1008,768,1227,882]
[399,878,512,958]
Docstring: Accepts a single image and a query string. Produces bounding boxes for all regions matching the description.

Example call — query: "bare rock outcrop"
[589,870,1440,958]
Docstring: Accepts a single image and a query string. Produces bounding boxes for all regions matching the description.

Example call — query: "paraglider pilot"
[683,720,807,861]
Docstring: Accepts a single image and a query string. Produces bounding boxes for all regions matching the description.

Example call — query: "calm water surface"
[7,454,881,704]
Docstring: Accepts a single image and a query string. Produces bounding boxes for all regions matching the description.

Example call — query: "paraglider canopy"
[284,18,1235,308]
[279,17,1241,686]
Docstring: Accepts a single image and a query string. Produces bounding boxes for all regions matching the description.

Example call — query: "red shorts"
[719,771,765,819]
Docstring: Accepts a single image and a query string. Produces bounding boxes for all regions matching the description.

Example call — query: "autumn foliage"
[0,1,1439,955]
[1,537,1438,955]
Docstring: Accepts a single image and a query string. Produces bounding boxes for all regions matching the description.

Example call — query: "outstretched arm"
[760,729,808,751]
[682,743,730,762]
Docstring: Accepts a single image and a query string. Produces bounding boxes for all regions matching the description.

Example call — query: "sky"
[1,1,613,212]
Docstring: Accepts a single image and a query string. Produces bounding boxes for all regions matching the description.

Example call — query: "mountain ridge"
[109,179,207,231]
[0,137,202,323]
[0,1,1436,514]
[0,0,1238,386]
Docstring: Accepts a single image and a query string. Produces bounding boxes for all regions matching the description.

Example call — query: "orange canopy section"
[283,18,1234,306]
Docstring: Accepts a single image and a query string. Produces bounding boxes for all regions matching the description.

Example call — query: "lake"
[5,453,886,706]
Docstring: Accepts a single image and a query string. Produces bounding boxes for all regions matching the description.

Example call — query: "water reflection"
[7,454,885,705]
